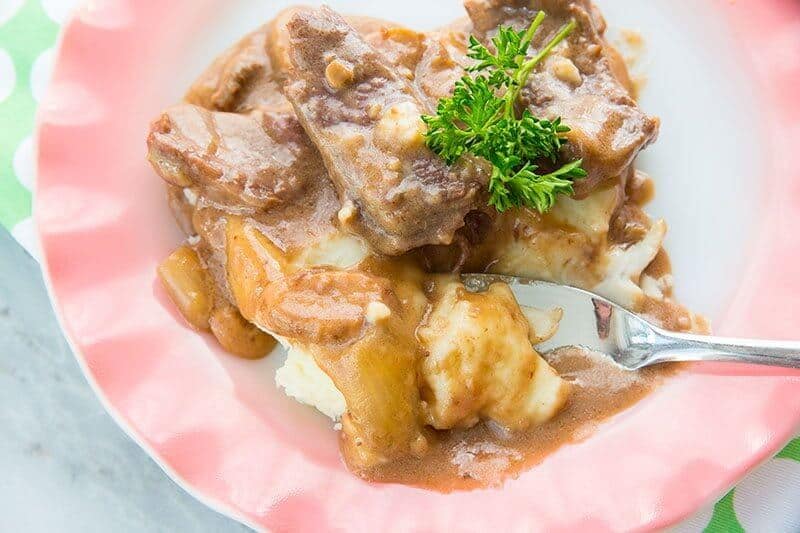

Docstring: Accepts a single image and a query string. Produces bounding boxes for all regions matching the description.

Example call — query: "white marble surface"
[0,229,249,532]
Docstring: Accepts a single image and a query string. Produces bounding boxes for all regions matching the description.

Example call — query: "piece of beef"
[465,0,659,196]
[147,104,322,209]
[365,20,472,111]
[148,103,341,296]
[283,7,488,255]
[184,26,286,113]
[269,7,399,84]
[184,13,404,112]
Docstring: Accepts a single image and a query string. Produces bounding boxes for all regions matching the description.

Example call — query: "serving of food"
[35,0,800,530]
[148,1,707,488]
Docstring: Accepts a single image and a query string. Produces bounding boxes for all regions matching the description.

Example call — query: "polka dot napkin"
[1,1,798,530]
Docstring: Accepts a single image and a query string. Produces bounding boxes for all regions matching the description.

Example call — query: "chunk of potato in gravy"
[418,282,569,431]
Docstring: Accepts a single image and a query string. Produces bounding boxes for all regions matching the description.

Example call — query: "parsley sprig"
[422,12,587,213]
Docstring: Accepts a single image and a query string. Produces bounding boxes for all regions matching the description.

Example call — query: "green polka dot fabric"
[1,1,798,530]
[1,0,63,260]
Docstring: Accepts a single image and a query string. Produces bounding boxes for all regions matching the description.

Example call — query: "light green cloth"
[1,0,57,234]
[1,1,798,530]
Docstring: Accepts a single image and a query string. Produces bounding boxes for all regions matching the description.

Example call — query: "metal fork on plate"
[462,274,800,370]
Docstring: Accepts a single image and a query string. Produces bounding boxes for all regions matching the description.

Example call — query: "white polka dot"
[670,503,714,532]
[41,0,79,25]
[734,458,800,531]
[0,48,15,103]
[0,0,25,26]
[30,47,54,102]
[13,136,35,191]
[11,217,41,263]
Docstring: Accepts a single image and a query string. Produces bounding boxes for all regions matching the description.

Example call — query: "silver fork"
[462,274,800,371]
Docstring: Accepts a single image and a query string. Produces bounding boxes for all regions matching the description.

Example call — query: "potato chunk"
[209,305,276,359]
[418,282,569,431]
[157,245,213,331]
[224,217,286,321]
[323,328,428,470]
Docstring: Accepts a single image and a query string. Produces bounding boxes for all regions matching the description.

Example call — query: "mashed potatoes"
[417,282,569,430]
[275,344,346,421]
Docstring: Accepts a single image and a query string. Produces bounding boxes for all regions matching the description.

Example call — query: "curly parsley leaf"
[422,11,586,213]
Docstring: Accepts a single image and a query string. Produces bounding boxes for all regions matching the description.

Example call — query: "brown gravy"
[367,348,679,490]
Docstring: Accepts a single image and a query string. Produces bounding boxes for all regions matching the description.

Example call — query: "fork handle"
[652,331,800,369]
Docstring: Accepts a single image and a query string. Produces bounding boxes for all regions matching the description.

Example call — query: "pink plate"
[36,0,800,531]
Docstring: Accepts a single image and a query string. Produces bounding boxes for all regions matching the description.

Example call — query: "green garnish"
[422,11,587,213]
